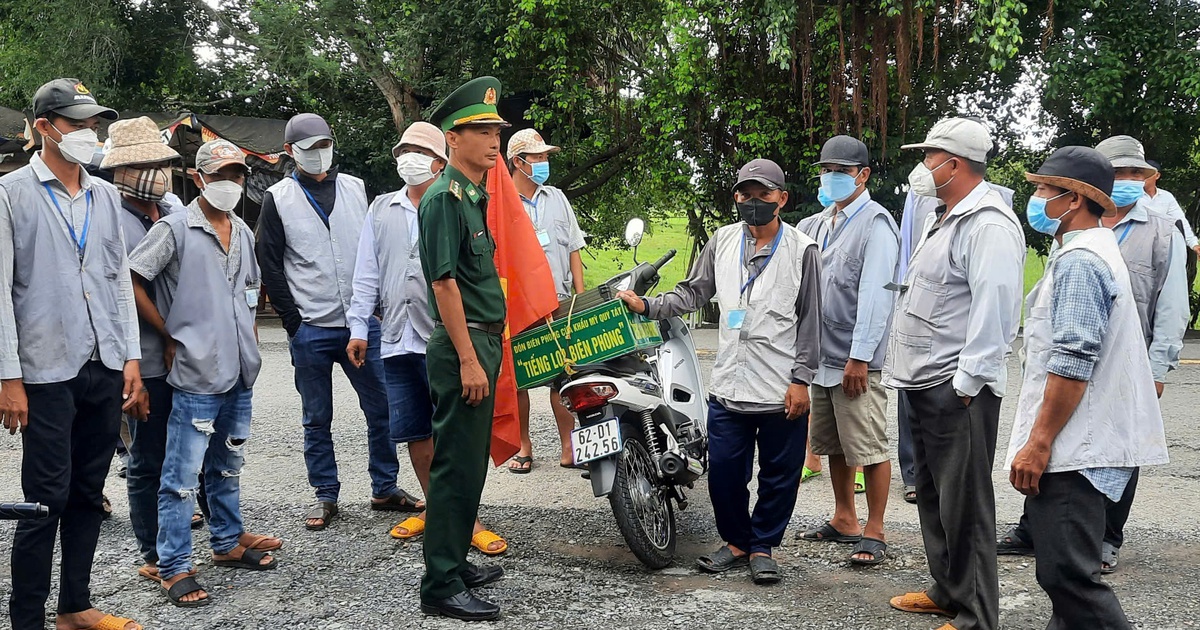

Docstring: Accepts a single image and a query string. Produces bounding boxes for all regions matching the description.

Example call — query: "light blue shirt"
[812,192,899,387]
[347,187,426,358]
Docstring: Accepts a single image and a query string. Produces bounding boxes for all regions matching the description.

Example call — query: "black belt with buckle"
[436,321,505,336]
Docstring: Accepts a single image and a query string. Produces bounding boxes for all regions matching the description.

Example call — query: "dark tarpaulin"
[0,106,29,154]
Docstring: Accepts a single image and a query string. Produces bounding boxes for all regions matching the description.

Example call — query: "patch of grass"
[581,215,692,292]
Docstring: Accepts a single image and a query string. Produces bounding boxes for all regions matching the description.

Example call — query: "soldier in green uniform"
[417,76,510,621]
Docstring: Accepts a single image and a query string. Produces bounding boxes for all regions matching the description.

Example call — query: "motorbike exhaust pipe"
[659,452,704,484]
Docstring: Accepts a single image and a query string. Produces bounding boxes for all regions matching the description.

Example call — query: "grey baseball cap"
[284,113,334,149]
[901,117,993,163]
[733,158,786,191]
[1094,135,1155,171]
[195,139,249,174]
[32,78,118,121]
[814,135,869,167]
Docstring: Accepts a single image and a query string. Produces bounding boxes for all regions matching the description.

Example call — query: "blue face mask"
[819,171,859,203]
[1110,179,1145,207]
[817,187,833,207]
[525,160,550,186]
[1025,191,1071,236]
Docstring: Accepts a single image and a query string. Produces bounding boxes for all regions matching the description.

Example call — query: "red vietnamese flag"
[486,156,559,466]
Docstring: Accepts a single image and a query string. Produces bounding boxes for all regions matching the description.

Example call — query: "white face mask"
[47,124,99,165]
[199,175,243,212]
[907,159,955,199]
[292,145,333,175]
[395,153,439,186]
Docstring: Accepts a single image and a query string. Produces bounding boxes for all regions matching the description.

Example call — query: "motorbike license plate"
[571,419,623,465]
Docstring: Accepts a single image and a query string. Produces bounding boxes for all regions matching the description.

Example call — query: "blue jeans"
[156,381,252,581]
[383,353,433,443]
[706,399,808,556]
[290,320,397,502]
[126,377,174,565]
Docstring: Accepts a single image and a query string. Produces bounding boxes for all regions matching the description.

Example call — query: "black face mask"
[736,198,779,226]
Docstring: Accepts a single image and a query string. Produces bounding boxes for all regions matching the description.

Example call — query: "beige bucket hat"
[100,116,180,169]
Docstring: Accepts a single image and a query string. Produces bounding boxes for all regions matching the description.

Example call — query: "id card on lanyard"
[727,227,783,330]
[294,173,330,227]
[42,182,92,261]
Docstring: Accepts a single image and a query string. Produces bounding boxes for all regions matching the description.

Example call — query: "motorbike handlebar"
[0,502,49,520]
[650,249,677,271]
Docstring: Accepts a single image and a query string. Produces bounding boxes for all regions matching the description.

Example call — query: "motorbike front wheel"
[608,429,676,569]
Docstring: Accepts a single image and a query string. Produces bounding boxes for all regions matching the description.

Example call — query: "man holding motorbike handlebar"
[618,158,822,585]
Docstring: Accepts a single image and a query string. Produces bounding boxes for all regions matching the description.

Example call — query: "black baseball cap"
[284,113,334,149]
[733,158,786,191]
[814,135,869,167]
[32,79,117,121]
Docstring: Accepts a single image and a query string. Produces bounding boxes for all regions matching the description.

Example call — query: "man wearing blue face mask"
[795,136,899,567]
[1006,145,1166,630]
[504,128,586,474]
[997,135,1188,575]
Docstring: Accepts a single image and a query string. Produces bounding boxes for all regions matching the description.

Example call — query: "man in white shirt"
[504,128,587,473]
[1144,159,1200,257]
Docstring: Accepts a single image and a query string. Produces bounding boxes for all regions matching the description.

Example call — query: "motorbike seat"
[571,353,649,378]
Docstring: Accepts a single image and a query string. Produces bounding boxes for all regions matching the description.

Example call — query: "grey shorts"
[809,372,890,467]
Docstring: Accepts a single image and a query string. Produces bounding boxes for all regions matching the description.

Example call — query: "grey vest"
[371,192,434,344]
[1117,202,1179,346]
[117,200,181,379]
[160,212,262,394]
[1,167,131,384]
[885,188,1019,389]
[267,174,368,328]
[798,199,898,370]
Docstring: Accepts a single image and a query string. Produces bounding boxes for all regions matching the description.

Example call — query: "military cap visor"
[430,76,510,132]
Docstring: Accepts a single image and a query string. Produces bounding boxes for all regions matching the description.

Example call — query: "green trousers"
[420,326,502,601]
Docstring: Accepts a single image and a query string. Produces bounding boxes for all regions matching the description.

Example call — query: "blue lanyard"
[1116,222,1134,245]
[293,173,330,226]
[521,194,541,226]
[41,182,92,260]
[739,226,785,295]
[822,205,860,250]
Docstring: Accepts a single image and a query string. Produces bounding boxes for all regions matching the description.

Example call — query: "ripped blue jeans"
[156,380,252,581]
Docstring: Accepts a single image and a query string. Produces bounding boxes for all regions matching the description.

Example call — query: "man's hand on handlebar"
[616,290,646,314]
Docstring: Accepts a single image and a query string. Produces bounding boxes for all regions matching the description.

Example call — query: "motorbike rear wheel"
[608,428,676,569]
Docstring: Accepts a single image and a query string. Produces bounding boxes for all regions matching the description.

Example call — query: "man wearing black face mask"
[617,158,822,586]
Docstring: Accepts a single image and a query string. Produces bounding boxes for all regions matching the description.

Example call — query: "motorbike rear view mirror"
[625,218,645,263]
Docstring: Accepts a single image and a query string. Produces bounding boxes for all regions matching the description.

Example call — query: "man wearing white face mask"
[796,135,899,567]
[346,121,450,541]
[1,79,145,630]
[504,128,586,473]
[257,113,416,531]
[885,118,1025,630]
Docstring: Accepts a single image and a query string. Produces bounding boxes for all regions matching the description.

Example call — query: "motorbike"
[558,218,709,569]
[0,502,48,520]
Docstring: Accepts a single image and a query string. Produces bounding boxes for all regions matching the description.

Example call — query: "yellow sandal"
[471,530,508,556]
[389,517,426,540]
[83,614,143,630]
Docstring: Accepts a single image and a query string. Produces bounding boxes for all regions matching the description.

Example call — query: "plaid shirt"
[1049,245,1134,501]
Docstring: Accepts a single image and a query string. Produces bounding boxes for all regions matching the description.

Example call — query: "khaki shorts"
[809,372,889,467]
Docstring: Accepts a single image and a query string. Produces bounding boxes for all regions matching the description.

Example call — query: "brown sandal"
[238,532,284,552]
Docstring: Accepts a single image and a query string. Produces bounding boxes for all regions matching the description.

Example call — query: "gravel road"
[2,322,1198,629]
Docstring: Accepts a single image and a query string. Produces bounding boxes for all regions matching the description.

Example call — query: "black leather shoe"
[420,591,501,621]
[462,562,505,589]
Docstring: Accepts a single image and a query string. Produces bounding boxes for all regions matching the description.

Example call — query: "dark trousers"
[1026,472,1132,630]
[904,381,1001,630]
[896,390,917,486]
[1010,466,1139,551]
[125,376,174,565]
[9,362,123,630]
[706,399,808,555]
[420,328,502,602]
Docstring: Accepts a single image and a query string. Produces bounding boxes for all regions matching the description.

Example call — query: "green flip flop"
[801,466,822,483]
[854,471,866,494]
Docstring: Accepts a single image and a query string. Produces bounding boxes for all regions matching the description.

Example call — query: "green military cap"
[429,76,511,132]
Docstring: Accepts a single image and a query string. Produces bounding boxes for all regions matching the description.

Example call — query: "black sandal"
[164,575,211,608]
[304,501,338,531]
[903,485,918,504]
[996,526,1035,556]
[370,489,424,513]
[799,521,862,543]
[213,546,278,571]
[508,455,533,474]
[849,537,888,566]
[749,555,781,585]
[695,546,749,573]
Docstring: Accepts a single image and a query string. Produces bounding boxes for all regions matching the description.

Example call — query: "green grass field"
[583,215,1199,327]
